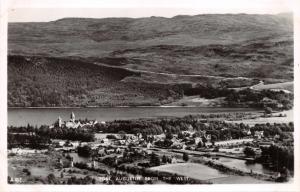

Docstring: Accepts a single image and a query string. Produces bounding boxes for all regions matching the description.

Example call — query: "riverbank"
[150,162,273,184]
[192,157,276,183]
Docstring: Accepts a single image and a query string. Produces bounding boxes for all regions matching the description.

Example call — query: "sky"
[7,0,294,22]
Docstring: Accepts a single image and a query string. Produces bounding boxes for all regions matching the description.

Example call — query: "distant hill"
[8,13,293,107]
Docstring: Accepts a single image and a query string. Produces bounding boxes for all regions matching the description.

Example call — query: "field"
[252,81,293,92]
[162,96,225,107]
[208,175,272,184]
[8,151,114,184]
[149,163,272,184]
[227,109,293,126]
[8,152,60,183]
[150,163,227,180]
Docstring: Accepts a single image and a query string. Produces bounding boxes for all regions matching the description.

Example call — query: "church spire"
[70,112,75,122]
[58,116,62,127]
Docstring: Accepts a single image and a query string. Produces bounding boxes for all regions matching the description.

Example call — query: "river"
[7,107,260,127]
[214,157,275,175]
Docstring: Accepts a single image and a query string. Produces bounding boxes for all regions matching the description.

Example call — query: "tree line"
[256,145,294,172]
[184,86,293,110]
[8,115,293,149]
[8,125,95,149]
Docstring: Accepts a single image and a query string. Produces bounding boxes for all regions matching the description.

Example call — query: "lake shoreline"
[7,105,261,110]
[8,107,263,127]
[7,106,262,109]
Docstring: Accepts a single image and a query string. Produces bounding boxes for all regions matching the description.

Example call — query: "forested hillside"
[8,56,182,107]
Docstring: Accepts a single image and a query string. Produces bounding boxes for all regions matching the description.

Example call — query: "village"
[8,111,294,184]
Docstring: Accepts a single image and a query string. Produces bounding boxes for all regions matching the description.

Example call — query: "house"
[147,142,153,149]
[274,134,280,140]
[171,142,183,149]
[194,137,202,145]
[118,140,126,145]
[171,157,177,164]
[106,149,115,154]
[101,138,110,145]
[87,160,97,169]
[115,147,122,154]
[125,138,133,145]
[97,148,106,156]
[137,133,143,140]
[254,131,264,139]
[258,141,273,147]
[246,129,252,136]
[9,148,47,154]
[65,121,82,129]
[52,140,66,147]
[187,124,194,132]
[90,143,101,149]
[206,134,211,142]
[70,141,80,148]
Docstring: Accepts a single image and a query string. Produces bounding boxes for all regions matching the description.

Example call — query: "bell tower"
[70,112,75,122]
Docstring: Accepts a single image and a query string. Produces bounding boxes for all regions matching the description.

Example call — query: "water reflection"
[216,157,275,175]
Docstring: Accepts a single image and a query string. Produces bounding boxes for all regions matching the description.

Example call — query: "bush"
[244,147,255,157]
[78,145,93,157]
[150,153,161,166]
[183,152,189,161]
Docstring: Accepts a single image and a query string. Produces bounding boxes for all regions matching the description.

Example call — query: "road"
[94,62,253,80]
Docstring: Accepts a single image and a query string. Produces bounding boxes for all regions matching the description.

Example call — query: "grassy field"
[208,175,272,184]
[8,151,113,184]
[8,152,61,183]
[226,109,293,126]
[150,163,227,180]
[162,96,225,107]
[149,162,272,183]
[252,81,293,92]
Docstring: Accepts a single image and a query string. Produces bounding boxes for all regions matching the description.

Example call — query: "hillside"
[8,13,294,107]
[8,55,183,107]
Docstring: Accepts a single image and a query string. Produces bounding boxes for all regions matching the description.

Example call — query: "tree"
[192,131,201,138]
[150,152,161,166]
[165,132,173,140]
[197,141,203,148]
[211,135,218,146]
[177,132,184,139]
[78,145,92,157]
[47,173,57,184]
[264,107,273,115]
[162,155,168,164]
[118,131,126,139]
[183,152,189,162]
[244,147,255,157]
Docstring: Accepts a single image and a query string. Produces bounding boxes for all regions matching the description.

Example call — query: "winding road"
[94,62,253,80]
[94,62,293,93]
